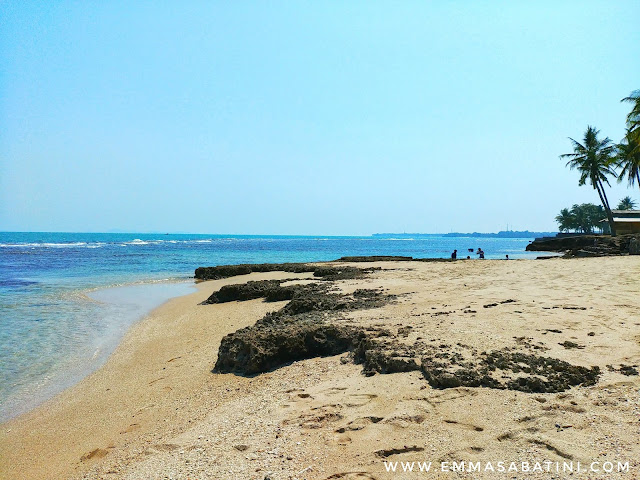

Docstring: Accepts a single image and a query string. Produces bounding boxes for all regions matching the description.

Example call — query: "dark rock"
[211,284,396,375]
[430,373,463,388]
[207,267,601,394]
[335,256,415,262]
[419,349,599,393]
[574,249,602,258]
[375,446,425,458]
[526,234,640,257]
[619,365,639,376]
[195,262,379,281]
[353,338,420,376]
[195,262,315,280]
[214,320,366,375]
[202,280,288,304]
[312,266,380,281]
[527,235,603,253]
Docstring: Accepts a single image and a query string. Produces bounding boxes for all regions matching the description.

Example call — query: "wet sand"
[1,258,639,480]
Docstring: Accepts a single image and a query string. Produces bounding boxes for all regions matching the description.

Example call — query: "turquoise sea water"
[0,232,546,421]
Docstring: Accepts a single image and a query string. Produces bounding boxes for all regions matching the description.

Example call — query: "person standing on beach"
[451,249,457,259]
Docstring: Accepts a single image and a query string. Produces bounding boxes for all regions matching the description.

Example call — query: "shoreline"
[0,269,317,479]
[2,258,640,479]
[0,280,196,423]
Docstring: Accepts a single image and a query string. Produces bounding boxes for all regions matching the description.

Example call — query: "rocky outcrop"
[419,348,599,393]
[335,256,455,263]
[207,267,601,393]
[195,257,462,282]
[194,263,380,281]
[526,234,640,257]
[195,263,314,280]
[214,321,368,376]
[212,284,395,374]
[202,280,292,304]
[334,256,415,262]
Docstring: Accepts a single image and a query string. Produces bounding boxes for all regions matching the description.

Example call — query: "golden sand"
[1,258,639,480]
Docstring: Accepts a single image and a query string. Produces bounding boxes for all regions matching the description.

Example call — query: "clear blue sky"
[1,1,638,235]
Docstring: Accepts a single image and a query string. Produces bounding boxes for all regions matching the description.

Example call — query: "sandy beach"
[2,257,640,480]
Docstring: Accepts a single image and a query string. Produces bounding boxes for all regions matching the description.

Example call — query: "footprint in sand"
[324,473,377,480]
[287,406,344,429]
[467,446,485,453]
[151,443,180,452]
[344,393,378,407]
[80,448,110,461]
[425,388,477,406]
[375,445,425,458]
[319,387,348,396]
[528,438,574,460]
[383,413,426,428]
[120,423,140,434]
[330,433,352,445]
[335,416,384,433]
[443,419,484,432]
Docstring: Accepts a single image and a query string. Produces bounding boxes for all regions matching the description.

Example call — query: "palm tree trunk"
[595,180,617,236]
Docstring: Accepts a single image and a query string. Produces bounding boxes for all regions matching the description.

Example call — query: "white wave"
[126,239,150,245]
[0,242,89,248]
[45,242,88,247]
[1,238,219,248]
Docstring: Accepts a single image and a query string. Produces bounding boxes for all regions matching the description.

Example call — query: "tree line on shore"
[561,90,640,236]
[555,197,637,234]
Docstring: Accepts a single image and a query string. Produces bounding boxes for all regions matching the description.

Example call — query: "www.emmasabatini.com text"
[383,460,630,475]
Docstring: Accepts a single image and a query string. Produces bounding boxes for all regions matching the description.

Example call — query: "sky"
[1,1,638,235]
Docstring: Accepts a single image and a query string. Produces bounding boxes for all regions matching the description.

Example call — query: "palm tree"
[555,208,574,233]
[616,130,640,190]
[560,126,618,236]
[616,196,637,210]
[621,90,640,142]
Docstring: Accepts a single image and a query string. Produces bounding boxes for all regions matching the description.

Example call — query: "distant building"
[601,210,640,234]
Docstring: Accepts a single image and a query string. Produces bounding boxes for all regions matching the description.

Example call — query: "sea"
[0,232,547,421]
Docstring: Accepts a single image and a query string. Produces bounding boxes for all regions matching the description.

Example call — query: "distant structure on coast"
[373,231,557,239]
[600,210,640,235]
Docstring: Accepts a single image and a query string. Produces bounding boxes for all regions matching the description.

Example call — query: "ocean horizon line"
[0,230,556,238]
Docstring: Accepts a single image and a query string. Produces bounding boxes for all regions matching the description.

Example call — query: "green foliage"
[557,90,640,235]
[622,90,640,140]
[560,126,617,189]
[555,203,605,234]
[616,129,640,189]
[616,196,637,210]
[560,125,618,235]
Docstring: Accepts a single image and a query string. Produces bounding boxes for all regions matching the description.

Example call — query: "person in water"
[477,248,485,259]
[451,249,457,259]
